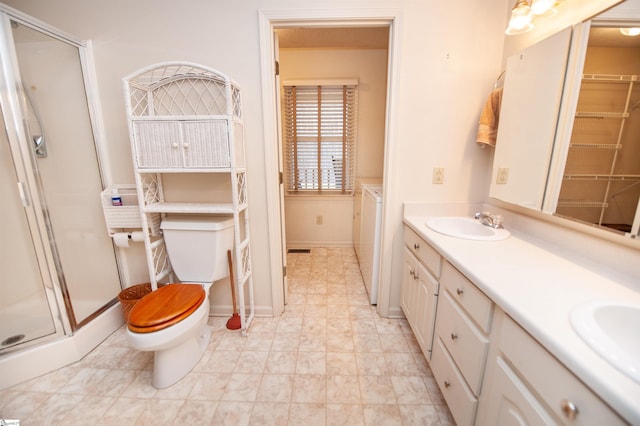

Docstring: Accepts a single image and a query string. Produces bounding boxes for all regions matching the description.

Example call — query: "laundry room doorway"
[258,9,403,319]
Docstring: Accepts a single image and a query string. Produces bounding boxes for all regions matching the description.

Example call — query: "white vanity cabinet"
[431,260,494,426]
[477,312,626,426]
[401,226,441,359]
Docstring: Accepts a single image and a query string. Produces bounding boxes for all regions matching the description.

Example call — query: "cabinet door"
[401,247,417,326]
[133,121,184,168]
[181,120,230,168]
[481,356,557,426]
[414,261,438,358]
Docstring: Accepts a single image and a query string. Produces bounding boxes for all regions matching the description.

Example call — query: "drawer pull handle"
[171,142,179,148]
[409,268,414,277]
[456,288,464,295]
[560,399,578,420]
[414,243,420,250]
[443,380,451,388]
[450,333,458,340]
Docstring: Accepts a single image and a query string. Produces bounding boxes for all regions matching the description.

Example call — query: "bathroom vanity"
[403,203,640,425]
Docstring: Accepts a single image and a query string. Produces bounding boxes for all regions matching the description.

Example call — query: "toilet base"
[152,323,211,389]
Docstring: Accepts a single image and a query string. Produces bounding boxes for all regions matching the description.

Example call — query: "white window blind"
[282,83,357,194]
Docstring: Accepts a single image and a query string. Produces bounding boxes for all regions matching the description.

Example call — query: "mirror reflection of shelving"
[557,72,640,233]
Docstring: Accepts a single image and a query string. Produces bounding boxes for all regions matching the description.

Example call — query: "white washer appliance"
[360,185,383,304]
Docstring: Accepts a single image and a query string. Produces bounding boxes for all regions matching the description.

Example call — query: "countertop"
[404,208,640,424]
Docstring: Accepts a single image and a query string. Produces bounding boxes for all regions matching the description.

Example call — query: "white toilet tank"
[161,215,234,283]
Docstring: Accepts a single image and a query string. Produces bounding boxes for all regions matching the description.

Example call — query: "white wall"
[4,0,509,317]
[279,47,387,247]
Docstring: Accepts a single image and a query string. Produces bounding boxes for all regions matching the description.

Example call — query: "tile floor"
[0,247,453,425]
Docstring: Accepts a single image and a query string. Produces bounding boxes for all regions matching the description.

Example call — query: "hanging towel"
[476,87,503,148]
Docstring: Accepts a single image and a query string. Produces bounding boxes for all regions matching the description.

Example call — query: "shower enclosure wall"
[0,5,123,388]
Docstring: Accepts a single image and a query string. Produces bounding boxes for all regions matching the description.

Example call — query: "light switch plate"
[497,168,509,184]
[433,167,444,184]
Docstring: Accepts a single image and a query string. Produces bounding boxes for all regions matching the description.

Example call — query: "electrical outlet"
[315,215,323,225]
[433,167,444,184]
[497,168,509,184]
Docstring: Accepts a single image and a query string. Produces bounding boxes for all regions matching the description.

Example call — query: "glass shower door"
[0,13,122,353]
[0,111,59,351]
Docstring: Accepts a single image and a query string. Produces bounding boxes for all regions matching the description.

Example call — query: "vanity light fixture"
[505,0,563,35]
[505,0,533,35]
[530,0,558,16]
[620,27,640,36]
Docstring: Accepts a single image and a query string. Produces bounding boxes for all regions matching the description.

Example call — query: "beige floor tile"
[4,247,452,425]
[291,375,326,403]
[264,351,298,374]
[326,403,365,426]
[234,350,269,374]
[288,402,326,425]
[296,351,326,375]
[326,375,361,404]
[326,352,358,376]
[188,372,231,401]
[173,400,218,425]
[136,398,184,425]
[362,403,403,425]
[221,373,262,401]
[358,375,397,404]
[210,401,253,426]
[250,401,290,425]
[256,374,294,402]
[398,404,442,425]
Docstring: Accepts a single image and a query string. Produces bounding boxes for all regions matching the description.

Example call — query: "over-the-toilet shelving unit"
[557,73,640,227]
[123,62,254,332]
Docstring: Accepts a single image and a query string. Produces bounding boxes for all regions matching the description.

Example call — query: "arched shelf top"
[123,61,242,118]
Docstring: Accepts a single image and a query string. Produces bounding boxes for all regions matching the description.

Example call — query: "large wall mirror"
[490,1,640,242]
[550,21,640,237]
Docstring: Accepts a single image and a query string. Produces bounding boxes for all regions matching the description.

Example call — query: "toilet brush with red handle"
[226,249,241,330]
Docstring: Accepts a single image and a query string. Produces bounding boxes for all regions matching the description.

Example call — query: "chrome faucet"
[475,211,504,229]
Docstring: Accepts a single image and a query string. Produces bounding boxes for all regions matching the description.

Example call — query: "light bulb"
[531,0,556,16]
[505,0,533,35]
[620,27,640,37]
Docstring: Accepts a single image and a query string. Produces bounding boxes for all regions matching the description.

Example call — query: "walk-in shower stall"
[0,5,123,387]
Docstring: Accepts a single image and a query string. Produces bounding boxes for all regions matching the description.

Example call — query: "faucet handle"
[492,214,504,228]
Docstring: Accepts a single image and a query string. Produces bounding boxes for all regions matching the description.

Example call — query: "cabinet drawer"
[435,291,489,395]
[403,226,441,278]
[500,316,626,425]
[431,337,478,426]
[441,261,493,333]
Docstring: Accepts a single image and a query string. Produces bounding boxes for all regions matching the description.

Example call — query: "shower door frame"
[0,5,115,348]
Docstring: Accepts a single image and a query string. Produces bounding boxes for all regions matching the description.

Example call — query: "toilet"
[125,215,234,389]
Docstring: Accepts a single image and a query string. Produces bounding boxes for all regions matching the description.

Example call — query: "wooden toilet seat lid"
[127,284,206,333]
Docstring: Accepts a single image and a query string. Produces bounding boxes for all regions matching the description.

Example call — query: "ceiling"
[589,27,640,47]
[276,27,389,50]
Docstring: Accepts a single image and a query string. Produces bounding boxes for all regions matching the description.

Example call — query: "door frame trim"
[258,8,403,317]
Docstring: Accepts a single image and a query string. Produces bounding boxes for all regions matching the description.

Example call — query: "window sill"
[285,193,354,201]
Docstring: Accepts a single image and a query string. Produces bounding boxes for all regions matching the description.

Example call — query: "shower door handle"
[33,135,47,158]
[17,181,31,207]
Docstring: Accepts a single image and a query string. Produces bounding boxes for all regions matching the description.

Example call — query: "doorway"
[259,10,403,318]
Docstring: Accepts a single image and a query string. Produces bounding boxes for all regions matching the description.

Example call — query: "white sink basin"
[570,301,640,384]
[426,216,510,241]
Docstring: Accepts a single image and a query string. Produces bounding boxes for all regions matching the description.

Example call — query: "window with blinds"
[282,83,357,194]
